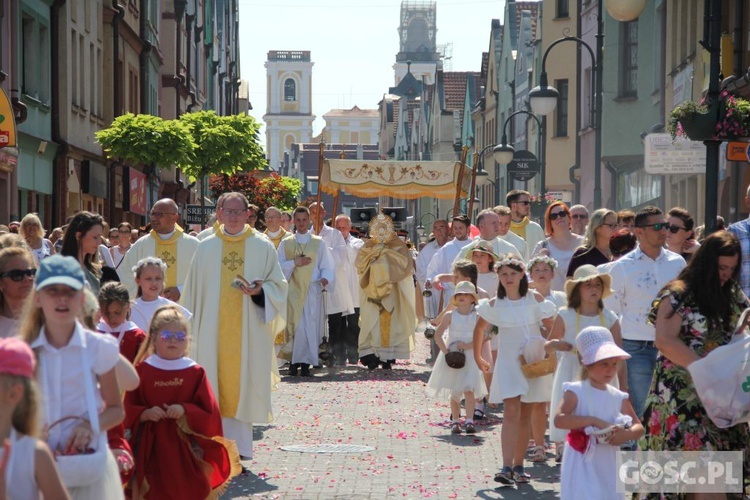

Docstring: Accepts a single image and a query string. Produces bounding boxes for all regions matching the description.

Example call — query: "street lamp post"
[529,0,645,209]
[493,110,546,198]
[474,143,507,207]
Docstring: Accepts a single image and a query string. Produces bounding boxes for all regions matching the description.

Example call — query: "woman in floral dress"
[640,231,750,498]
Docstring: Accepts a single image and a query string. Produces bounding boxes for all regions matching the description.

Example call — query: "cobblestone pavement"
[221,338,562,499]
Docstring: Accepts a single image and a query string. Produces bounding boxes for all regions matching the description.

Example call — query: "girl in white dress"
[555,326,642,500]
[0,337,68,500]
[425,281,488,435]
[546,265,624,462]
[129,257,192,333]
[473,254,556,485]
[525,253,566,463]
[469,240,499,420]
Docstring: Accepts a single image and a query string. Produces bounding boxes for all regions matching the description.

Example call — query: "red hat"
[0,337,36,378]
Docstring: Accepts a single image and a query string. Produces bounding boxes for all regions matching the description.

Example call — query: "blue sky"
[238,0,507,144]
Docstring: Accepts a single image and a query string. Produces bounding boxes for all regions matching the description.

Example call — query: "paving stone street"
[222,339,562,499]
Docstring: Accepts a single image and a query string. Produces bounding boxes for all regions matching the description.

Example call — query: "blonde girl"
[19,213,55,265]
[555,326,642,499]
[0,337,69,499]
[546,265,625,463]
[20,255,124,499]
[129,257,192,333]
[473,254,556,485]
[525,253,566,463]
[425,282,487,435]
[125,306,239,499]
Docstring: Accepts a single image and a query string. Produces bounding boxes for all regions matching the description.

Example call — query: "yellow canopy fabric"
[321,159,469,200]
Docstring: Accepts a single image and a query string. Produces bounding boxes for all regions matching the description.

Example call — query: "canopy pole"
[331,149,345,217]
[452,146,469,217]
[315,141,325,232]
[468,152,479,220]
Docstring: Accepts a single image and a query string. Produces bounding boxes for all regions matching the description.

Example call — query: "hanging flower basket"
[529,193,557,222]
[668,92,750,142]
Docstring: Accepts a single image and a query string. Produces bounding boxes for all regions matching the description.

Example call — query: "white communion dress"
[549,308,619,442]
[560,380,629,500]
[425,309,488,402]
[476,293,556,403]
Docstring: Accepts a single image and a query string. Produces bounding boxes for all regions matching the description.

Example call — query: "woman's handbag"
[445,343,466,369]
[40,334,109,488]
[687,330,750,428]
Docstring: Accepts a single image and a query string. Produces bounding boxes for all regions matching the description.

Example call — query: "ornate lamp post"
[493,110,546,198]
[528,0,645,209]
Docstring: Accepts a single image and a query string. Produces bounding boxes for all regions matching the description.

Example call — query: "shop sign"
[0,88,17,148]
[82,160,108,199]
[644,133,706,174]
[726,142,750,163]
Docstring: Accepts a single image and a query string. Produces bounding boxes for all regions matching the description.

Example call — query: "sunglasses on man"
[636,222,671,231]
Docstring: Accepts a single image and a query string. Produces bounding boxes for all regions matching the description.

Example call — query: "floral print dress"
[639,283,750,498]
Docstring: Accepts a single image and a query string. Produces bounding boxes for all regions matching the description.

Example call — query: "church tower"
[393,1,439,86]
[263,51,315,171]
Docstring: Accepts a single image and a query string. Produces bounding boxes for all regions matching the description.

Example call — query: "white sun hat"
[576,326,631,366]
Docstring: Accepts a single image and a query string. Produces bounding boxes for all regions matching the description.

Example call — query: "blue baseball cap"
[34,255,86,291]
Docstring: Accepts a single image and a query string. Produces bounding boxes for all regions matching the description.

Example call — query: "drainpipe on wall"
[51,0,69,226]
[604,161,617,210]
[109,1,125,221]
[139,0,152,114]
[185,12,197,112]
[574,0,582,205]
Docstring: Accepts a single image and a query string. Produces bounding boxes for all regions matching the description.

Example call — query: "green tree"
[178,111,266,225]
[95,113,195,207]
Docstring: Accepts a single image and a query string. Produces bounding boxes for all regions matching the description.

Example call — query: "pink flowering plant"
[668,91,750,141]
[529,193,557,205]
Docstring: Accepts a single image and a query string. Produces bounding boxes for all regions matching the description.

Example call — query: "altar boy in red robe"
[124,305,240,499]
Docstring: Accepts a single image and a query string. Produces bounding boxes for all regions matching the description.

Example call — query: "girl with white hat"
[545,265,624,462]
[425,281,487,435]
[555,326,642,499]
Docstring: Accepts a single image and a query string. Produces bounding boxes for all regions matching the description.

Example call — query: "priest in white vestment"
[182,192,288,460]
[120,198,199,301]
[277,206,335,376]
[453,210,519,263]
[309,203,353,365]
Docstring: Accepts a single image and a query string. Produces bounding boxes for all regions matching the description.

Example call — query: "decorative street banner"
[322,159,469,199]
[0,87,17,148]
[508,150,540,182]
[127,167,148,215]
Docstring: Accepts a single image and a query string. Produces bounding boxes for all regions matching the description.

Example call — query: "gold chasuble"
[279,235,322,360]
[264,228,289,249]
[216,231,248,417]
[356,215,416,360]
[182,224,288,424]
[150,226,183,288]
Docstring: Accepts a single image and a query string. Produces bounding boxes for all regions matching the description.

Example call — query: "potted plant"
[529,193,558,222]
[667,92,750,141]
